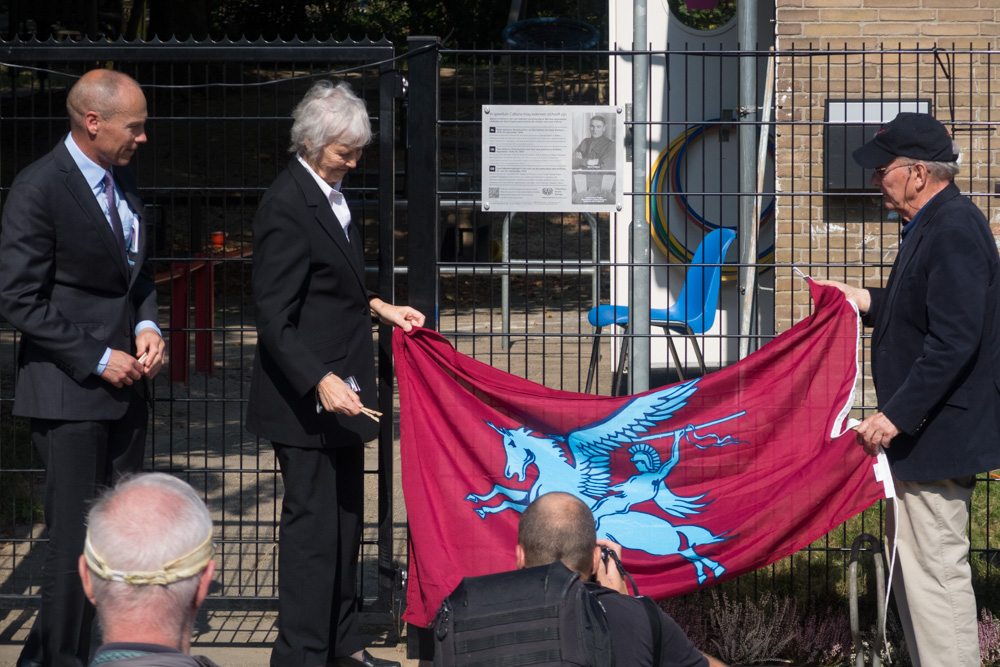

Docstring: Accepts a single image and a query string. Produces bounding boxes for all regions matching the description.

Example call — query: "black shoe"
[334,649,401,667]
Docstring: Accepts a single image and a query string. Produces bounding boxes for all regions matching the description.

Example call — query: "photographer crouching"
[433,492,726,667]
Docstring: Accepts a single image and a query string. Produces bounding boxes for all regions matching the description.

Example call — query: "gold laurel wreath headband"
[84,531,216,586]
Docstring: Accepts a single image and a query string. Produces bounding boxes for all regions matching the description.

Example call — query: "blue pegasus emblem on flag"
[466,379,745,585]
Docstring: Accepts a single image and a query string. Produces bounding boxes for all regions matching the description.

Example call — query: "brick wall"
[776,0,999,46]
[772,1,999,323]
[770,2,999,410]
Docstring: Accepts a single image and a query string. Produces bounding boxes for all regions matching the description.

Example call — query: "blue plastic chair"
[585,227,737,394]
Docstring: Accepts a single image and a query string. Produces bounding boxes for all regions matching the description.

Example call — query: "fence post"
[375,58,403,613]
[169,262,189,386]
[406,35,441,330]
[193,255,215,375]
[404,34,440,661]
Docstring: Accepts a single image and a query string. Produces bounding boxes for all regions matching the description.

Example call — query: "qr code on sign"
[488,187,500,199]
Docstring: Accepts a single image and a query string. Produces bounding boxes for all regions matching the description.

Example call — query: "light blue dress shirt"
[63,134,161,376]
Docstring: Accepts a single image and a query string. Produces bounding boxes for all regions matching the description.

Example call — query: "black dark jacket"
[0,140,157,420]
[864,182,1000,481]
[246,158,379,447]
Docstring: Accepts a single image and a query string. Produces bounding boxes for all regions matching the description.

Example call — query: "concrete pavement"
[0,608,421,666]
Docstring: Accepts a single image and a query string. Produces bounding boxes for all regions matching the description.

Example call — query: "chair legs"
[585,326,603,394]
[662,325,707,380]
[613,327,629,397]
[687,335,707,376]
[586,324,628,396]
[665,337,687,383]
[588,325,707,395]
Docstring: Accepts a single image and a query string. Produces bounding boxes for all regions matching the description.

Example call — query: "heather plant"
[707,591,796,664]
[981,608,1000,666]
[659,595,710,650]
[660,587,925,666]
[787,602,851,666]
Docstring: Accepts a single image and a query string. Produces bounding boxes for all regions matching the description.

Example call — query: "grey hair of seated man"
[289,80,372,162]
[79,472,215,650]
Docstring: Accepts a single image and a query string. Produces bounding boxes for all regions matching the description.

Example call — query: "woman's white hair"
[289,80,372,161]
[87,473,213,639]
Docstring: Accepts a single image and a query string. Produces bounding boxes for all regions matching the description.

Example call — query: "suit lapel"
[872,184,960,349]
[288,160,367,294]
[54,143,130,281]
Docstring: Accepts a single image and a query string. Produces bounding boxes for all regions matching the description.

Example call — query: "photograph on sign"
[481,105,623,213]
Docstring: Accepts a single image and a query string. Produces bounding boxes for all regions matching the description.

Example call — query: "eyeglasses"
[873,162,916,179]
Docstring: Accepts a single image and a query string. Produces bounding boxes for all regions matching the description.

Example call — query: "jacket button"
[362,306,369,315]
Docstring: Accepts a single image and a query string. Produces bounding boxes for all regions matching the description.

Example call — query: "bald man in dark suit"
[0,69,164,667]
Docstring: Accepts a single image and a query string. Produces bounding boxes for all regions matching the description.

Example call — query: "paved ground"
[0,609,422,666]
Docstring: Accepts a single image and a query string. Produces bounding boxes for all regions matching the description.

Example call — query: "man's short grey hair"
[87,473,213,638]
[914,140,961,182]
[289,80,372,161]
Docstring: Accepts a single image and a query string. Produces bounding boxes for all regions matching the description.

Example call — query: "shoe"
[334,649,401,667]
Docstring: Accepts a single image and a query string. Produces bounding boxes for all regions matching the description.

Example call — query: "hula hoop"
[647,120,775,270]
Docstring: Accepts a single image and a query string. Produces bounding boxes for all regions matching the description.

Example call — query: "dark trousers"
[19,393,147,667]
[272,443,364,667]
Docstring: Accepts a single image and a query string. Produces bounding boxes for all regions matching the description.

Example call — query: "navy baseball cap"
[852,112,958,168]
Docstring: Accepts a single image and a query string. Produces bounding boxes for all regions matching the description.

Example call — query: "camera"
[600,545,614,564]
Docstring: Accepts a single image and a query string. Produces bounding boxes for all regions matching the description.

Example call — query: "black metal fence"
[402,39,1000,606]
[1,35,998,626]
[0,36,401,611]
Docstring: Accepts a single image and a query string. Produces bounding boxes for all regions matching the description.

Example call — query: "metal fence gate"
[402,38,1000,607]
[1,34,998,631]
[0,37,401,612]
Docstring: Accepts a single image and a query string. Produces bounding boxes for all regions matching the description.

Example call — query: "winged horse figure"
[465,379,745,585]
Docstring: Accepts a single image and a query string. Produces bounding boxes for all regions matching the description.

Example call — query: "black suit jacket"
[0,139,157,420]
[864,183,1000,481]
[246,158,380,448]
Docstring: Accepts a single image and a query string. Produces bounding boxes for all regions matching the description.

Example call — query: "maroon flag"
[395,280,889,627]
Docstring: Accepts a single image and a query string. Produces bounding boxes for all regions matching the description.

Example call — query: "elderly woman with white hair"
[246,80,422,667]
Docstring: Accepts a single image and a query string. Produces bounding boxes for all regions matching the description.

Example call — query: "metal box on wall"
[824,99,931,191]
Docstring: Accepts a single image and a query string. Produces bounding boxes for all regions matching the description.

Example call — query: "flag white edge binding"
[797,265,897,657]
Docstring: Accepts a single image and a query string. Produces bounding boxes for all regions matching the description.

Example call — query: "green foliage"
[207,0,607,48]
[970,476,1000,610]
[665,0,737,32]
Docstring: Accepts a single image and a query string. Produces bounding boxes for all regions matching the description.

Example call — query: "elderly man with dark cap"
[818,113,1000,667]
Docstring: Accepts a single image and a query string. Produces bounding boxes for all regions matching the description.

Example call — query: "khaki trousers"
[886,474,979,667]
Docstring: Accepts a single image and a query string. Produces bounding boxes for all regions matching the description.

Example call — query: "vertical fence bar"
[403,35,441,660]
[406,36,442,331]
[630,4,651,395]
[374,58,400,612]
[737,1,758,360]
